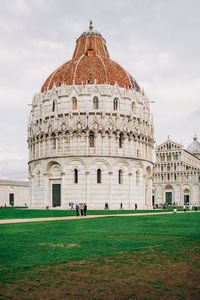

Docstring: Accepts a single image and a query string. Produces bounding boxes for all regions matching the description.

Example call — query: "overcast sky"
[0,0,199,180]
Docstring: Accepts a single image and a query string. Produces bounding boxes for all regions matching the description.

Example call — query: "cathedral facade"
[153,136,200,206]
[28,23,154,209]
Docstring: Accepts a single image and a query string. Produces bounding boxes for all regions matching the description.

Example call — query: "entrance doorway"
[184,189,190,205]
[165,192,172,205]
[9,193,14,206]
[52,184,61,207]
[184,194,189,205]
[152,195,155,206]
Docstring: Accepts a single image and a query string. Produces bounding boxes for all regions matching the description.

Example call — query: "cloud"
[0,0,200,179]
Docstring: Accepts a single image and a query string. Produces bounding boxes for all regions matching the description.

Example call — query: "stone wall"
[0,180,29,207]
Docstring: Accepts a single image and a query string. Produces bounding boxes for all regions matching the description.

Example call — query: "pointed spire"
[89,20,93,31]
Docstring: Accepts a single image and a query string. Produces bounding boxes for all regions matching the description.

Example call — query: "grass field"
[0,206,192,220]
[0,213,200,299]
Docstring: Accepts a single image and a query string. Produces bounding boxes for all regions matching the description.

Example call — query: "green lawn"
[0,213,199,274]
[0,206,192,219]
[0,213,200,299]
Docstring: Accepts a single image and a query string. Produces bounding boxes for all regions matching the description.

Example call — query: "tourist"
[70,202,74,210]
[76,203,80,216]
[135,203,137,210]
[80,203,84,216]
[173,205,177,214]
[83,203,87,216]
[189,204,192,211]
[183,205,186,212]
[104,202,109,210]
[120,202,123,210]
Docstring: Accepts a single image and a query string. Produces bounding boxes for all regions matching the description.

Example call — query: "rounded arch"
[113,159,131,174]
[46,161,62,175]
[64,157,87,171]
[71,166,81,172]
[165,185,173,190]
[88,158,111,173]
[135,161,144,169]
[32,162,43,176]
[146,166,152,177]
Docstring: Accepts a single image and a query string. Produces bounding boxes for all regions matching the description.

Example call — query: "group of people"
[75,203,87,216]
[173,204,198,213]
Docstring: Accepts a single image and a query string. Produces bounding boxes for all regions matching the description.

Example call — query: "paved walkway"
[0,210,199,225]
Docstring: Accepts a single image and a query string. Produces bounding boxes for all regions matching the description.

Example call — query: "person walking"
[183,205,186,212]
[120,202,123,210]
[83,203,87,216]
[76,203,80,216]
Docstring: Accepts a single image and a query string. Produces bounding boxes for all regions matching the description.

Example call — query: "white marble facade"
[28,84,154,209]
[0,180,29,207]
[153,139,200,206]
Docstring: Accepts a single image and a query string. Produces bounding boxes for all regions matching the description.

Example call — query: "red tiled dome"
[41,23,141,92]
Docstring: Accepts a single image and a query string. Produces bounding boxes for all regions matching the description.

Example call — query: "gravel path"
[0,210,198,225]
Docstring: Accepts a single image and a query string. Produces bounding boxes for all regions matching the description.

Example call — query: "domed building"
[187,135,200,159]
[28,22,154,209]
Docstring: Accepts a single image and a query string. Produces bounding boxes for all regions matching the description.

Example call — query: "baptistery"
[28,22,154,209]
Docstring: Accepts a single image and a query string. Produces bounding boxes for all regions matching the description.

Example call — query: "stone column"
[48,139,50,156]
[128,172,133,209]
[62,136,65,155]
[55,137,58,155]
[43,172,48,208]
[69,133,72,154]
[109,171,113,207]
[86,133,89,155]
[30,175,34,208]
[61,172,65,208]
[86,171,90,204]
[102,134,105,155]
[78,134,81,155]
[38,141,40,157]
[109,134,111,156]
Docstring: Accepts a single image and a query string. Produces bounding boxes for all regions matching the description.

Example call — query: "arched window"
[74,168,78,184]
[97,168,101,184]
[113,98,119,110]
[136,171,139,185]
[118,169,123,184]
[89,131,94,147]
[52,100,56,112]
[72,97,77,110]
[93,96,99,109]
[51,132,56,149]
[132,102,136,114]
[119,133,123,148]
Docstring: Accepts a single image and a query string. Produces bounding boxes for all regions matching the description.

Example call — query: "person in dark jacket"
[76,203,80,216]
[83,203,87,216]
